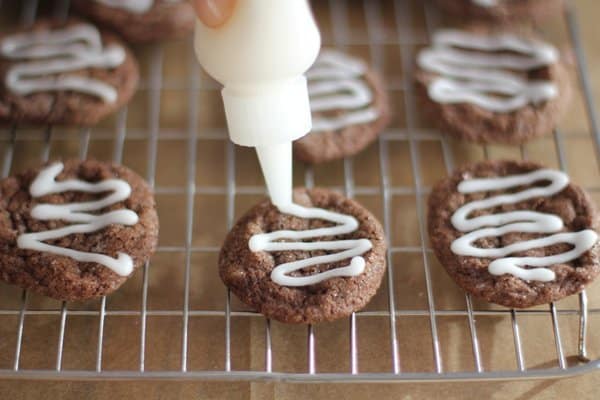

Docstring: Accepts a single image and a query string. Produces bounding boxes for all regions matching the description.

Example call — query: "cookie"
[219,188,387,324]
[415,29,571,144]
[293,50,391,164]
[0,19,139,126]
[0,159,159,301]
[428,160,600,308]
[72,0,195,43]
[436,0,564,22]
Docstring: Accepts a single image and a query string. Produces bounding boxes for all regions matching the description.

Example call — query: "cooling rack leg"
[41,126,52,161]
[55,301,67,371]
[511,310,526,371]
[550,303,567,369]
[578,292,589,362]
[307,324,316,374]
[225,291,232,372]
[95,296,106,372]
[265,319,272,373]
[112,109,128,162]
[350,312,358,374]
[465,295,483,373]
[1,127,15,177]
[12,291,28,371]
[78,128,91,159]
[139,262,149,372]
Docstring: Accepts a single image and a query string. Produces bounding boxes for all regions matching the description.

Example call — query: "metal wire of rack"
[0,0,599,382]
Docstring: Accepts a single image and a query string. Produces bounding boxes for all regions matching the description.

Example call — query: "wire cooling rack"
[0,0,599,382]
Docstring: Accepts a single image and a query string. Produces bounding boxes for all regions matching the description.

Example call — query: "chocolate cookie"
[0,18,139,126]
[72,0,195,43]
[428,160,600,308]
[436,0,564,22]
[416,28,571,144]
[219,188,387,324]
[0,159,159,301]
[293,50,391,164]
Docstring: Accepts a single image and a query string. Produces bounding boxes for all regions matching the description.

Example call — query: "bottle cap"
[222,76,312,147]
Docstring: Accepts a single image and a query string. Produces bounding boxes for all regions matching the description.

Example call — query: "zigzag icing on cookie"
[307,50,379,132]
[17,162,139,276]
[418,29,559,112]
[0,23,125,102]
[249,202,372,287]
[451,168,598,281]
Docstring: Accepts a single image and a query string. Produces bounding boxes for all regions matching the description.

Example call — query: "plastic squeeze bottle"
[194,0,321,207]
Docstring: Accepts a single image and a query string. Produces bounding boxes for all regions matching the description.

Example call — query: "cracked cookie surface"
[0,159,158,300]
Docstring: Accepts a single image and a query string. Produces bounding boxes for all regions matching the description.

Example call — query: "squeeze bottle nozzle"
[193,0,321,207]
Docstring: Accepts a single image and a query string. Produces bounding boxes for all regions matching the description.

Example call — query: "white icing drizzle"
[17,163,140,276]
[249,202,373,287]
[0,24,126,103]
[450,169,598,282]
[94,0,181,13]
[472,0,499,7]
[417,29,559,113]
[95,0,154,13]
[306,50,379,132]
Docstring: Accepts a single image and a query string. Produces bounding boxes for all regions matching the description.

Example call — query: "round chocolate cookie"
[415,28,571,144]
[436,0,564,22]
[0,159,159,301]
[428,160,600,308]
[0,18,139,126]
[219,188,387,324]
[293,50,391,164]
[72,0,195,43]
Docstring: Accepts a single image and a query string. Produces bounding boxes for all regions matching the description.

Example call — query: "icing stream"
[417,29,559,112]
[249,202,372,287]
[0,24,126,103]
[17,163,139,276]
[450,169,598,282]
[306,50,379,132]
